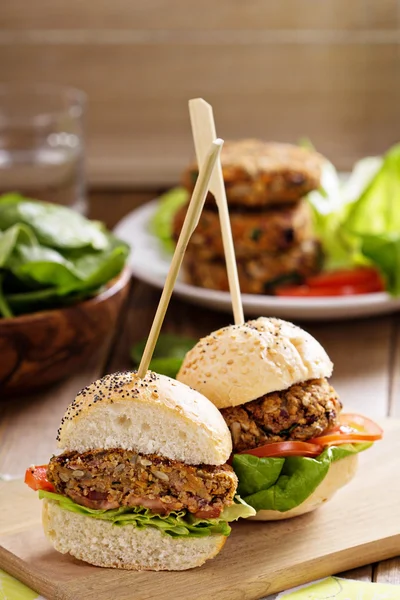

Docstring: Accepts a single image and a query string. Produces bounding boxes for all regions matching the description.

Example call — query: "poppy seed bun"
[177,317,333,409]
[43,499,226,570]
[250,454,358,520]
[57,371,232,465]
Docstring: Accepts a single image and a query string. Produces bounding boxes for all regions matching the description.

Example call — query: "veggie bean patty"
[183,139,323,207]
[183,240,322,294]
[48,450,237,519]
[222,378,342,453]
[173,199,314,259]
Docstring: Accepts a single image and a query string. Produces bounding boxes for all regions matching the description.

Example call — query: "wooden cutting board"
[1,420,400,600]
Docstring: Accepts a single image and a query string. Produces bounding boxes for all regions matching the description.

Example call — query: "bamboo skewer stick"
[137,139,223,379]
[189,98,244,325]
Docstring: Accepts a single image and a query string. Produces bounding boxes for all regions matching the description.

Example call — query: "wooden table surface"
[0,191,399,597]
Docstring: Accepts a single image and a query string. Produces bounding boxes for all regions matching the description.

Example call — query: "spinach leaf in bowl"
[0,194,129,318]
[0,223,38,267]
[0,193,109,250]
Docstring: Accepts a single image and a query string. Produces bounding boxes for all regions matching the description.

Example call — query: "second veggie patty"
[221,378,342,453]
[173,199,314,259]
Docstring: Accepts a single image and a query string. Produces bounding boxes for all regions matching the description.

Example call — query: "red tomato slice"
[339,413,384,438]
[308,434,373,447]
[25,465,55,493]
[237,414,382,458]
[306,268,383,288]
[276,281,384,297]
[308,413,383,446]
[275,267,385,297]
[238,441,323,458]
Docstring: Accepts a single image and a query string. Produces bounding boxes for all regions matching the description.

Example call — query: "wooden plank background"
[1,1,399,185]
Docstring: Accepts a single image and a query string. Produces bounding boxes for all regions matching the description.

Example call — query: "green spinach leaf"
[0,194,129,318]
[131,333,197,378]
[233,443,371,512]
[0,193,109,250]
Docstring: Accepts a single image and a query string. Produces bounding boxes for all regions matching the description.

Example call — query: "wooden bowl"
[0,266,131,396]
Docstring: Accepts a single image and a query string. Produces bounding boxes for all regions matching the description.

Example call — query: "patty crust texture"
[183,139,323,207]
[221,378,342,452]
[173,199,314,259]
[182,240,322,294]
[48,449,237,519]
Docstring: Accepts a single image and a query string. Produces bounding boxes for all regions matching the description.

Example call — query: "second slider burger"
[177,317,382,520]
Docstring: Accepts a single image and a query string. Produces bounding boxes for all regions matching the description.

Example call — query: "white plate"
[114,200,400,321]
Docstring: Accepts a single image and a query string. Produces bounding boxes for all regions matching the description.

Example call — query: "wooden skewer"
[137,139,223,379]
[189,98,244,325]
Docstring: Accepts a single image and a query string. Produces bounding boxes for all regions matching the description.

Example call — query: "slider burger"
[25,371,254,570]
[177,317,382,520]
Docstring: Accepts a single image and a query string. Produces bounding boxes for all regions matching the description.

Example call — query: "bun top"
[57,371,232,465]
[177,317,333,409]
[220,140,323,178]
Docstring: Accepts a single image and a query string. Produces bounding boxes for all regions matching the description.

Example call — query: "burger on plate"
[25,371,254,570]
[177,317,382,520]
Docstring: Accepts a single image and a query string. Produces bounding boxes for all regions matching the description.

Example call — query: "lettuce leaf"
[38,490,254,538]
[219,495,256,521]
[232,443,371,513]
[343,144,400,295]
[150,187,188,252]
[346,145,400,235]
[305,150,396,278]
[306,160,368,271]
[358,234,400,296]
[307,144,400,295]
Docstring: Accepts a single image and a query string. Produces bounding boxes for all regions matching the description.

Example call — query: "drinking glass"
[0,83,87,213]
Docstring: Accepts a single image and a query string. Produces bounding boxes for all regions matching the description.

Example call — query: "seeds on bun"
[178,317,333,409]
[57,370,232,465]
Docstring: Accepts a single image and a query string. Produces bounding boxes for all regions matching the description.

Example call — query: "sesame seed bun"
[57,371,232,465]
[177,317,333,409]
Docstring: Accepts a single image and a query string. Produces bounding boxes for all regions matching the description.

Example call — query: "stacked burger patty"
[174,139,324,294]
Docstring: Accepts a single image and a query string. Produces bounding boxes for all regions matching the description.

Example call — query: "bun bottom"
[250,454,358,521]
[42,499,226,570]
